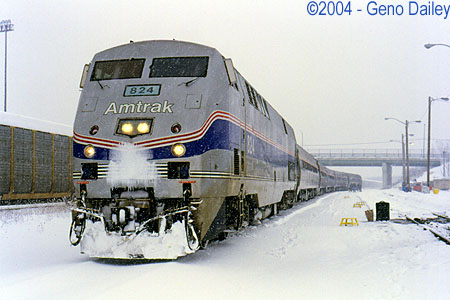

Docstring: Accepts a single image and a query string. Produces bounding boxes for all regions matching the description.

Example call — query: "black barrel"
[376,201,390,221]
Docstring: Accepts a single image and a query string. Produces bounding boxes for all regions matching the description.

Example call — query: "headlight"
[171,143,186,157]
[137,122,150,134]
[121,123,133,135]
[116,119,153,137]
[84,145,96,158]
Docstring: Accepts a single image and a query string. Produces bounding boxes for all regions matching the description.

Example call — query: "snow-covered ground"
[1,188,449,300]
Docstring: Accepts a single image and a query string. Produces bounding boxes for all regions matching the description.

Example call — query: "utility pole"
[427,97,432,186]
[385,117,421,192]
[427,96,449,187]
[0,19,14,112]
[405,120,410,191]
[401,134,406,187]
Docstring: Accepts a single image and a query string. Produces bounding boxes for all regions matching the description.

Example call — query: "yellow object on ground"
[340,218,359,226]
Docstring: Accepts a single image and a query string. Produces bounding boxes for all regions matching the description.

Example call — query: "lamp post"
[390,134,413,188]
[390,137,406,187]
[0,20,14,112]
[385,117,421,191]
[424,43,450,49]
[426,96,449,187]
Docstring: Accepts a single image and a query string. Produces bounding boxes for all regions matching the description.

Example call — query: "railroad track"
[405,214,450,245]
[432,212,450,221]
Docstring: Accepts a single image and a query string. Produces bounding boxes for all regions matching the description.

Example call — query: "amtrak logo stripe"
[73,110,294,156]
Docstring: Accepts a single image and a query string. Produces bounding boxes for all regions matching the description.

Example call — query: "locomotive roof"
[94,40,219,56]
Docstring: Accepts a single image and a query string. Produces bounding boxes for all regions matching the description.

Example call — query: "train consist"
[0,123,72,204]
[70,40,362,259]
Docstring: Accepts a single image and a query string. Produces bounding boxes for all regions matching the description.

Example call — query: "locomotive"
[69,40,362,259]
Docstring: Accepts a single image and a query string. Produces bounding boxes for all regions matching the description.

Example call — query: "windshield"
[149,57,209,78]
[90,58,145,81]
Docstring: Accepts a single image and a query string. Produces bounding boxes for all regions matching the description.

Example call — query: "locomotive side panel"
[234,73,297,207]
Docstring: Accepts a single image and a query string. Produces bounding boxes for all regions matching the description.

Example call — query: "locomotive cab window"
[90,58,145,81]
[149,56,209,77]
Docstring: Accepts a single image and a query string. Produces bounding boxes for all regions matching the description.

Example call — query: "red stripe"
[73,131,122,148]
[73,135,120,148]
[72,110,294,156]
[73,131,122,145]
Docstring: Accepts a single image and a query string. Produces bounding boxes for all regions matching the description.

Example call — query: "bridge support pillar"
[382,162,392,189]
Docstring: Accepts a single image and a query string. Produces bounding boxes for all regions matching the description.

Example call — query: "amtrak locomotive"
[70,40,362,259]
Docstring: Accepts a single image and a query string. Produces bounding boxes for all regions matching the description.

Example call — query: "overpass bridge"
[307,149,448,189]
[308,149,443,167]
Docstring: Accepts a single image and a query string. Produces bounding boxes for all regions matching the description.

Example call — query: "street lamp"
[424,43,450,49]
[426,97,449,187]
[385,117,421,191]
[0,20,14,112]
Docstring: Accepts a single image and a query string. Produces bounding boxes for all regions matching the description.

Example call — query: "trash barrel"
[376,201,390,221]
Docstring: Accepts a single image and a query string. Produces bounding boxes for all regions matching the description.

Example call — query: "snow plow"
[69,196,199,259]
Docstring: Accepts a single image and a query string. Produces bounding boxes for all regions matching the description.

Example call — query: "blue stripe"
[73,119,295,167]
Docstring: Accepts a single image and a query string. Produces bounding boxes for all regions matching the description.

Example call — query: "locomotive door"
[241,94,247,177]
[234,70,247,178]
[227,63,246,178]
[295,147,301,197]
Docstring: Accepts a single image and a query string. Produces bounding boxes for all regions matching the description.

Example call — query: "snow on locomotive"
[69,40,361,259]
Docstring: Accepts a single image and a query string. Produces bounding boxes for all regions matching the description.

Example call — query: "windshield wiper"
[97,80,110,90]
[178,77,199,87]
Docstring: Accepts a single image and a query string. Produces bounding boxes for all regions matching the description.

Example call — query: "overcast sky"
[2,0,450,152]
